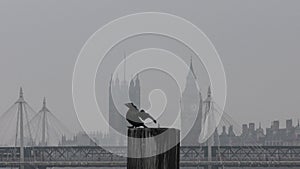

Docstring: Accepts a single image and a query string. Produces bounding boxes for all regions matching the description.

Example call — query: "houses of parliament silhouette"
[105,56,300,147]
[60,57,300,147]
[107,57,204,146]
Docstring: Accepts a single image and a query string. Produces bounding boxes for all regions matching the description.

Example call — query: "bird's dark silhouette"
[125,103,157,128]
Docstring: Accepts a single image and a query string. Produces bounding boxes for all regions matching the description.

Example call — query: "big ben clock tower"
[181,58,203,146]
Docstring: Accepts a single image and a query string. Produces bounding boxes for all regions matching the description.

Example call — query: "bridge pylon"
[16,87,26,169]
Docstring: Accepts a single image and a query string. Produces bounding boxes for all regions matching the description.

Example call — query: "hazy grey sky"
[0,0,300,132]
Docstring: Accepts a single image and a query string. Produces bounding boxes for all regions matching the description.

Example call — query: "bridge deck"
[1,161,300,168]
[0,146,299,167]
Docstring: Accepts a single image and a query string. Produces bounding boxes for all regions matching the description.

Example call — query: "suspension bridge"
[0,88,299,168]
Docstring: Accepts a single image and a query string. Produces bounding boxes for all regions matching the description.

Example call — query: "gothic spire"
[207,86,212,98]
[135,73,140,86]
[123,51,126,83]
[189,56,196,77]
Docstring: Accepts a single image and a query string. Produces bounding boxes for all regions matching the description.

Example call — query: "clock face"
[191,104,198,111]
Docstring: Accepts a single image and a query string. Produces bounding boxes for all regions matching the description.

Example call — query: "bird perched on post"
[125,103,157,128]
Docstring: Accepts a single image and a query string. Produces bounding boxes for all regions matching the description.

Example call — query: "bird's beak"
[124,103,131,108]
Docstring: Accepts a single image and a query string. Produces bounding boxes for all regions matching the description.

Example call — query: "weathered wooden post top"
[127,128,180,169]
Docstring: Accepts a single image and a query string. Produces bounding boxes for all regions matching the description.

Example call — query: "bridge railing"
[26,146,127,161]
[0,146,299,162]
[212,146,300,161]
[180,146,208,161]
[0,147,20,162]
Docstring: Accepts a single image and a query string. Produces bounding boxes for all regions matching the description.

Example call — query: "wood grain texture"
[127,128,180,169]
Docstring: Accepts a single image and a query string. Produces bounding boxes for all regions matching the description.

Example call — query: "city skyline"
[1,1,300,133]
[0,1,299,168]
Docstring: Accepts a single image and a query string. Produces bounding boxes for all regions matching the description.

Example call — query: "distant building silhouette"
[129,74,141,108]
[60,132,96,146]
[106,56,204,146]
[218,120,300,146]
[61,119,300,147]
[108,55,141,146]
[181,58,203,146]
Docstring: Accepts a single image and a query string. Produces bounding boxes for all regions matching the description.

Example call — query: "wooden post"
[127,128,180,169]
